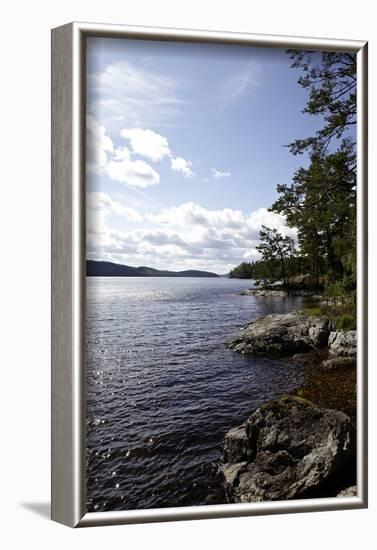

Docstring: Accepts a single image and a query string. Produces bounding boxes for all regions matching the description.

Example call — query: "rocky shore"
[240,288,323,299]
[222,311,357,502]
[240,278,325,299]
[240,288,287,298]
[228,311,334,356]
[223,395,356,502]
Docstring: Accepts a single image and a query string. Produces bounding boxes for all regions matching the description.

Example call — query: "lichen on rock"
[328,330,357,358]
[222,395,356,502]
[228,312,334,357]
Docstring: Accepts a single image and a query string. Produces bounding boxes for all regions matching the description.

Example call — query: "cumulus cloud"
[120,128,170,161]
[87,191,143,221]
[106,158,160,188]
[119,128,194,179]
[142,230,187,247]
[86,115,114,174]
[212,167,231,179]
[170,157,194,178]
[87,200,297,273]
[113,145,131,161]
[86,118,162,189]
[86,191,143,234]
[150,202,244,229]
[246,208,296,239]
[87,118,195,188]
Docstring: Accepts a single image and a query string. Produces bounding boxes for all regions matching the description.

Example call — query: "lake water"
[86,277,304,512]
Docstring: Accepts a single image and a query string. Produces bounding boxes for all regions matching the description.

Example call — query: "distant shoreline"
[86,259,222,278]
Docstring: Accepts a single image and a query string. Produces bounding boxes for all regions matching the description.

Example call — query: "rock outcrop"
[240,288,324,299]
[240,289,286,298]
[228,312,334,357]
[321,356,356,371]
[337,485,357,497]
[328,330,357,358]
[222,395,356,502]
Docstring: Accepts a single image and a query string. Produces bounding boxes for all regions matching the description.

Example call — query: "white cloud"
[220,62,259,102]
[150,202,244,229]
[113,146,131,161]
[246,208,296,239]
[106,158,160,188]
[86,115,113,174]
[170,157,194,178]
[87,61,182,130]
[86,192,143,236]
[243,249,261,260]
[120,128,170,161]
[87,118,194,187]
[88,192,142,220]
[142,230,187,247]
[212,167,231,179]
[87,198,297,274]
[117,127,194,181]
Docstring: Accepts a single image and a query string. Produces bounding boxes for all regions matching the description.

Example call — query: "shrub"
[335,314,356,331]
[302,307,322,317]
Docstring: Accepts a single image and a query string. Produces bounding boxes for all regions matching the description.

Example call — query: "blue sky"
[86,37,324,274]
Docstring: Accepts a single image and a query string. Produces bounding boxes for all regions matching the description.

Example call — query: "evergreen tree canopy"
[256,226,296,289]
[287,50,356,157]
[229,262,254,279]
[271,51,356,289]
[231,50,356,308]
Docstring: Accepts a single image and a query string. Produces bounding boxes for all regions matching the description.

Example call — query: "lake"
[86,277,304,512]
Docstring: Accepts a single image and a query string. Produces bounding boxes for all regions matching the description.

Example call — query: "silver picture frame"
[51,21,368,528]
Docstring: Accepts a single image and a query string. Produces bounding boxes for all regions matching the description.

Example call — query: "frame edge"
[51,21,368,528]
[356,40,368,509]
[51,22,86,528]
[76,496,366,528]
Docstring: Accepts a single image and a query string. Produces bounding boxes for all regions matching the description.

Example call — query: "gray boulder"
[240,289,286,298]
[223,423,251,463]
[321,356,356,371]
[228,312,333,357]
[337,485,357,497]
[222,395,355,502]
[328,330,357,357]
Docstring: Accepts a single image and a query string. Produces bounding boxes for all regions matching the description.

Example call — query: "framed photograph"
[51,22,368,527]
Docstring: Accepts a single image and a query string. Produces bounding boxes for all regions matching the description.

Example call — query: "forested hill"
[87,260,219,278]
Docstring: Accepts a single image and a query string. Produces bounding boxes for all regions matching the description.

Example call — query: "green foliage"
[232,52,356,309]
[229,262,254,279]
[335,315,356,331]
[286,51,356,156]
[252,258,281,282]
[325,280,356,305]
[301,307,322,317]
[304,279,357,329]
[269,51,356,300]
[271,145,356,287]
[256,226,297,289]
[301,301,356,330]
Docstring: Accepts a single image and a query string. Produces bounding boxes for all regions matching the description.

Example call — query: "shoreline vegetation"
[220,50,358,503]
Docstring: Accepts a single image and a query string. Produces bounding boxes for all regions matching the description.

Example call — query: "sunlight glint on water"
[86,277,304,511]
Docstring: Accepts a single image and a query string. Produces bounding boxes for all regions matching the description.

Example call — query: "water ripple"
[86,277,304,512]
